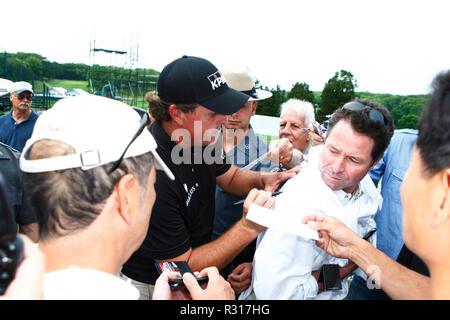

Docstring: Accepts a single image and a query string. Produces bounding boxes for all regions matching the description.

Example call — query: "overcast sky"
[1,0,449,95]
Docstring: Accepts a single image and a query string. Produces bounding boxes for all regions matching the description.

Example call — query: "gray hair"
[23,140,154,240]
[279,99,315,126]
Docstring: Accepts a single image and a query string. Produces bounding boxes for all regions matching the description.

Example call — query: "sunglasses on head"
[108,110,151,173]
[342,101,385,127]
[15,92,33,101]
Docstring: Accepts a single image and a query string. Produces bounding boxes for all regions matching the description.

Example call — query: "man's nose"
[332,156,345,173]
[230,110,239,118]
[280,124,290,135]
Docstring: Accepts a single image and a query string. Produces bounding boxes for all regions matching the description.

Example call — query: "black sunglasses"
[108,109,151,173]
[342,101,386,127]
[16,92,33,101]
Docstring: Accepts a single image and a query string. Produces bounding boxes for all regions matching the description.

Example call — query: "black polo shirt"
[122,120,231,284]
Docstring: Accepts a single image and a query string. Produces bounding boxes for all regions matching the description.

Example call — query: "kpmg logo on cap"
[207,71,226,91]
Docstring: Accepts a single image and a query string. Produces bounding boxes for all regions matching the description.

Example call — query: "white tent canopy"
[250,114,280,137]
[0,78,14,97]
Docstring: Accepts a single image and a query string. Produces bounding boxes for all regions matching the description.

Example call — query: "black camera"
[0,173,24,295]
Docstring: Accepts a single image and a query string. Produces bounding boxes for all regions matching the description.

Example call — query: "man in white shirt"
[240,99,394,300]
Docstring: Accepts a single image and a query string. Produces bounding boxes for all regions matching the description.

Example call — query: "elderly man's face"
[279,109,310,152]
[319,119,377,194]
[10,91,33,111]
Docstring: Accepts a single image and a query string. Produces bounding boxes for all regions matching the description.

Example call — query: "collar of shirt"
[333,183,364,204]
[43,267,139,300]
[9,109,38,125]
[149,120,177,154]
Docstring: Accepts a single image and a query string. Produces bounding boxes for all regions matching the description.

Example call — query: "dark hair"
[327,98,394,164]
[23,140,154,240]
[146,90,197,122]
[416,70,450,176]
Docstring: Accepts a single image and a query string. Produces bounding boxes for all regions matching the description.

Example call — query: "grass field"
[33,79,90,92]
[257,134,278,144]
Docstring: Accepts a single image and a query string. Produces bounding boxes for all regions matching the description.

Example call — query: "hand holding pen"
[234,190,283,205]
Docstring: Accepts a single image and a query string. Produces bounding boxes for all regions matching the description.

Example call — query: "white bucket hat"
[222,66,272,101]
[20,94,174,180]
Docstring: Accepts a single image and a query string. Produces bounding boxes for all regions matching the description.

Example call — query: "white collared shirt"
[43,267,139,300]
[240,145,381,300]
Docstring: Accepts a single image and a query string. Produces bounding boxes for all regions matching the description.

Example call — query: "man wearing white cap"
[212,66,278,293]
[0,81,38,152]
[19,94,234,299]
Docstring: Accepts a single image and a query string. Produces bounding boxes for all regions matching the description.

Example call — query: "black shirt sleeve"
[215,161,231,177]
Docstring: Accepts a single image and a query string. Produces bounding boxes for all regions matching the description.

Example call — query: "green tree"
[397,114,419,129]
[24,55,43,79]
[287,82,315,104]
[256,85,287,117]
[318,70,357,120]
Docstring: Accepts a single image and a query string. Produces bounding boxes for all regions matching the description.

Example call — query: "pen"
[233,191,283,205]
[302,128,327,133]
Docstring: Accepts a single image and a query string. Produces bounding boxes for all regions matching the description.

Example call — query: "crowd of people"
[0,55,449,300]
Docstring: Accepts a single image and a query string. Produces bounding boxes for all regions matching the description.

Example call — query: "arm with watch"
[312,229,376,292]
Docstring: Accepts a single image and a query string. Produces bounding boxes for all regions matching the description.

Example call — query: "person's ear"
[431,169,450,229]
[115,174,138,225]
[251,101,257,116]
[168,104,185,126]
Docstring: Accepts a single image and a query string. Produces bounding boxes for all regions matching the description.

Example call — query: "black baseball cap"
[157,56,250,115]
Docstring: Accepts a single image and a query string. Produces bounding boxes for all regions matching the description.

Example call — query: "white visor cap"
[20,95,174,180]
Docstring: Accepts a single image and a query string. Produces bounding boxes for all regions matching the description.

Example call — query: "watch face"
[319,264,342,291]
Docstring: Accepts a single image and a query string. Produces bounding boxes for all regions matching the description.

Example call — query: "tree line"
[0,52,159,92]
[0,52,89,82]
[1,52,427,129]
[256,70,429,129]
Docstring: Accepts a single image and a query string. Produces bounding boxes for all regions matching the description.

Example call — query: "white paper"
[247,204,319,241]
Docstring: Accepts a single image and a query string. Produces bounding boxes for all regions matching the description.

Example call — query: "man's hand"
[268,138,294,165]
[227,262,252,294]
[308,123,325,146]
[153,271,191,300]
[241,188,275,234]
[301,214,361,260]
[183,267,235,300]
[153,267,235,300]
[261,166,300,193]
[1,235,45,300]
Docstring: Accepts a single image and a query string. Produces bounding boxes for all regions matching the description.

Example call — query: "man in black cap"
[120,56,297,299]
